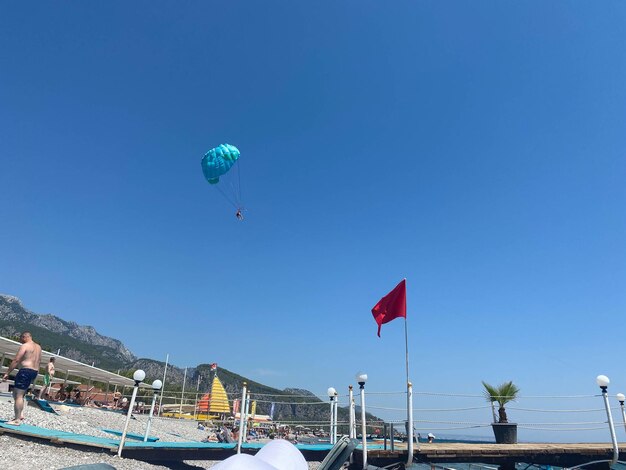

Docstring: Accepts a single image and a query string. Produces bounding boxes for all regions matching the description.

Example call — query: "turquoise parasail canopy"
[201,143,240,184]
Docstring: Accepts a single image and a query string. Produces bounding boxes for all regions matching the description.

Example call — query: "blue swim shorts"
[14,368,38,391]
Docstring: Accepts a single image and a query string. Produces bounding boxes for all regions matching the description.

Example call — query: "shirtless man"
[1,331,42,425]
[38,357,55,399]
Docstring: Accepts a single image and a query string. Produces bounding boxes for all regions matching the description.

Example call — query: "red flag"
[371,279,406,337]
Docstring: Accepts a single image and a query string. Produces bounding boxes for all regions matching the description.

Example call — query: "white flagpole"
[236,382,247,454]
[158,353,169,416]
[404,279,414,466]
[179,367,187,417]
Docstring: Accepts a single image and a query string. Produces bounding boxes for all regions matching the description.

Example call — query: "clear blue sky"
[1,2,625,441]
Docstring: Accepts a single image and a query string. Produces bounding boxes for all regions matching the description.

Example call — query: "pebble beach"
[0,401,321,470]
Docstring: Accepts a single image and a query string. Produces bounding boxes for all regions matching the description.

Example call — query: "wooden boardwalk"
[361,442,626,469]
[2,421,624,469]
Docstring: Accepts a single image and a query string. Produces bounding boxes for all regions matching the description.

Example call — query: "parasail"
[201,143,240,184]
[201,143,244,219]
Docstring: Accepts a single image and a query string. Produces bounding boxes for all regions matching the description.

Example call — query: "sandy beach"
[0,401,321,469]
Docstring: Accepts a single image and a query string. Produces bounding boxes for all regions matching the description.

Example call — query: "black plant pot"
[491,423,517,444]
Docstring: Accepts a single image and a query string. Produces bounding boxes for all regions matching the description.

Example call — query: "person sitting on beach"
[59,388,68,402]
[1,331,42,425]
[427,432,435,443]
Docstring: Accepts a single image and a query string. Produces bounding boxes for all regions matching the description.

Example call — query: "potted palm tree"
[482,380,520,444]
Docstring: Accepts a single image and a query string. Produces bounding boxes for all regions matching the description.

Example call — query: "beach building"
[0,335,148,402]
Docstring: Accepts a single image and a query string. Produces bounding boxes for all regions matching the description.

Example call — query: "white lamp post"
[242,391,251,444]
[236,382,247,454]
[348,385,355,439]
[356,372,368,469]
[617,393,626,434]
[327,387,337,444]
[144,379,162,442]
[596,375,619,466]
[117,369,145,457]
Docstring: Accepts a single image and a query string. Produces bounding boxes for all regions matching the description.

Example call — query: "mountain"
[0,294,135,370]
[0,294,381,424]
[126,359,371,423]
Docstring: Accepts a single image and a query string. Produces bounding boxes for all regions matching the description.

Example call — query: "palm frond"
[481,380,520,407]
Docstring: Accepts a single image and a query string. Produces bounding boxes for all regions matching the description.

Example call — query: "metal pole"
[403,298,410,387]
[600,386,619,466]
[196,377,203,419]
[329,396,335,444]
[383,423,388,450]
[491,401,498,423]
[144,391,158,441]
[158,354,169,417]
[113,370,120,396]
[360,383,368,469]
[333,395,339,444]
[407,381,415,466]
[619,400,626,436]
[348,385,355,439]
[179,367,187,418]
[118,380,140,457]
[236,382,247,454]
[242,391,251,442]
[390,423,395,451]
[402,282,414,467]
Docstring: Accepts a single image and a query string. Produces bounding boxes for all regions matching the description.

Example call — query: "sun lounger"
[28,398,58,414]
[317,436,358,470]
[317,436,403,470]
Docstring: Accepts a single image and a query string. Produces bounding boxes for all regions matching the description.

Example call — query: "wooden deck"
[360,442,626,469]
[1,420,624,469]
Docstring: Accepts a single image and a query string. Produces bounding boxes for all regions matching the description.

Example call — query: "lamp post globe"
[133,369,146,384]
[617,393,625,404]
[327,387,337,398]
[152,379,163,391]
[596,375,610,390]
[356,372,368,388]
